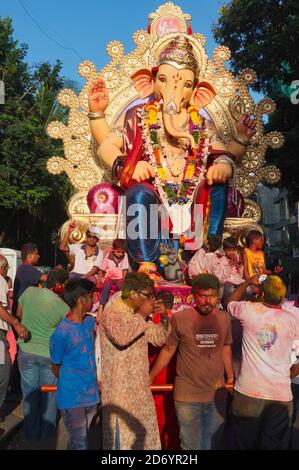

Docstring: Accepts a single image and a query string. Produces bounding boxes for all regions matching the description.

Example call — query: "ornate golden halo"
[46,2,282,243]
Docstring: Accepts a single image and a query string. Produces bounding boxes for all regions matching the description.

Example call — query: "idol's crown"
[157,35,199,77]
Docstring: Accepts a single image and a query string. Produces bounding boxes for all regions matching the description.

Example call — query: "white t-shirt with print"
[227,300,299,401]
[69,243,103,275]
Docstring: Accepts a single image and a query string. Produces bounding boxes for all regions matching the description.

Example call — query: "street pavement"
[1,318,298,450]
[0,405,69,450]
[1,398,299,450]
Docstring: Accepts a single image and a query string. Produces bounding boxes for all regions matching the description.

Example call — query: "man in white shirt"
[0,255,28,427]
[60,224,103,282]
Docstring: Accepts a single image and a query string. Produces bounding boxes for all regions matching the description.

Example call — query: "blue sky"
[1,0,228,85]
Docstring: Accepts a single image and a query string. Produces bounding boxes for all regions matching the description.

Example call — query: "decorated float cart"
[46,3,283,448]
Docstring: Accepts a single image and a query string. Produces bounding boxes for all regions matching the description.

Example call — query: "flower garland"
[140,102,209,206]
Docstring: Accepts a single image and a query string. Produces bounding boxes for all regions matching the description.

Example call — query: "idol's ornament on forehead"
[155,36,199,78]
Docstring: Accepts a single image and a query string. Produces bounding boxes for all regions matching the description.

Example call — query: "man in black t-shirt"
[12,243,47,315]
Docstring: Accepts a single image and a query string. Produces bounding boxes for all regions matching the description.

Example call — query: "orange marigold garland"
[140,102,209,206]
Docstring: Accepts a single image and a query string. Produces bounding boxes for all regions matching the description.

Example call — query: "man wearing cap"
[60,223,103,282]
[227,275,299,450]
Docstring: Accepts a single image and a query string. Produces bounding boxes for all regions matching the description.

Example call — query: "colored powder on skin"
[265,276,286,302]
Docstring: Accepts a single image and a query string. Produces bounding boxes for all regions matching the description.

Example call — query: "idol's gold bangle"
[233,135,250,147]
[87,111,106,120]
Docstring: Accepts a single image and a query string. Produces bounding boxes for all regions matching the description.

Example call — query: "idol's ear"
[191,81,216,108]
[131,69,154,99]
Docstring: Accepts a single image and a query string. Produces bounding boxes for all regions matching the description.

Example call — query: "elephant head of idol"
[131,35,216,149]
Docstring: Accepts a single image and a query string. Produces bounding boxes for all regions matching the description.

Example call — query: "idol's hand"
[206,163,233,186]
[236,112,257,141]
[67,221,77,234]
[132,161,155,182]
[88,77,109,112]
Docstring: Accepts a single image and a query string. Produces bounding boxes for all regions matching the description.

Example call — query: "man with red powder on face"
[150,274,234,450]
[50,278,100,450]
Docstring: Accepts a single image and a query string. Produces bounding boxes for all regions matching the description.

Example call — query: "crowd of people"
[0,224,298,451]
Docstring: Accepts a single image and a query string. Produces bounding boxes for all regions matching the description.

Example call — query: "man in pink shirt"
[213,237,254,306]
[214,238,244,285]
[227,275,299,450]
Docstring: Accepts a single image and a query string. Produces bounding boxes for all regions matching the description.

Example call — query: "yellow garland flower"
[187,105,200,125]
[157,167,166,180]
[185,164,195,179]
[146,104,158,124]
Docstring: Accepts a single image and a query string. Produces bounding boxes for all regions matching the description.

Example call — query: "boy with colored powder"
[97,239,129,312]
[243,231,269,280]
[50,278,100,450]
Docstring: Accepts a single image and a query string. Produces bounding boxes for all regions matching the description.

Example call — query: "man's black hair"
[156,290,174,310]
[46,268,69,289]
[245,230,263,247]
[63,278,94,308]
[192,274,220,294]
[122,272,154,299]
[223,237,238,250]
[112,239,127,250]
[207,235,222,252]
[21,243,38,261]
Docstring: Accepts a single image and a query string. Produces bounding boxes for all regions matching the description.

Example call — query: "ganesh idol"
[88,35,256,280]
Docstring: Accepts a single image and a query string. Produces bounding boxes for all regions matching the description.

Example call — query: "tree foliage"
[213,0,299,197]
[0,17,73,262]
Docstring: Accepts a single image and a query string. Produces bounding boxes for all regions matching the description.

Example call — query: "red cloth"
[7,329,17,363]
[149,312,180,450]
[149,284,195,449]
[120,124,143,188]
